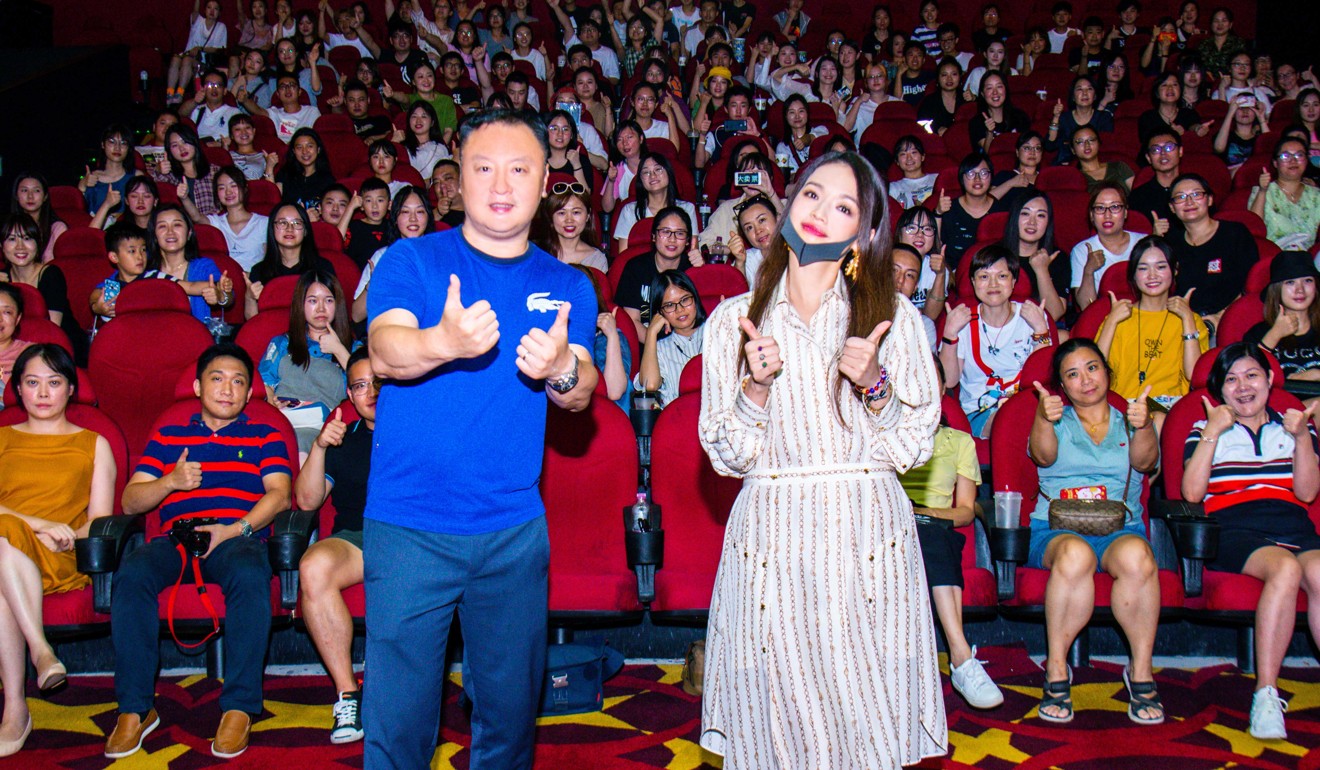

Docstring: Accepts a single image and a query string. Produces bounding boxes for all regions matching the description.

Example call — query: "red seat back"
[1215,295,1265,346]
[686,264,748,314]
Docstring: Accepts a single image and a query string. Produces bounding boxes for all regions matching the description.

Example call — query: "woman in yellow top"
[1097,235,1209,424]
[0,344,115,756]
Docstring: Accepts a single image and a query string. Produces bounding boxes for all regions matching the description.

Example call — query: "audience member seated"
[889,135,940,209]
[89,224,151,331]
[1095,52,1135,114]
[339,179,391,270]
[261,270,359,452]
[1047,76,1114,165]
[543,110,593,193]
[276,129,338,212]
[728,195,777,290]
[145,204,232,325]
[990,132,1046,210]
[1001,192,1069,320]
[10,174,66,265]
[398,102,452,180]
[898,366,1002,709]
[937,154,1003,274]
[602,121,645,215]
[1128,131,1182,231]
[179,69,244,144]
[91,176,157,232]
[1167,173,1257,327]
[106,343,292,760]
[1072,183,1149,310]
[364,140,409,201]
[429,159,466,228]
[1028,338,1163,726]
[1244,251,1320,385]
[0,284,33,404]
[1074,126,1134,194]
[842,62,898,142]
[533,181,608,272]
[614,207,704,336]
[295,347,376,745]
[148,126,223,219]
[1213,92,1268,172]
[1098,236,1208,407]
[0,344,114,757]
[165,0,228,104]
[206,169,270,273]
[1139,73,1210,143]
[0,214,83,361]
[352,187,435,323]
[611,153,697,253]
[1182,342,1320,741]
[891,245,939,347]
[241,73,321,144]
[701,150,778,249]
[638,270,706,407]
[963,40,1012,106]
[776,95,828,175]
[246,204,336,318]
[226,115,278,183]
[895,208,948,321]
[313,185,352,230]
[79,124,137,217]
[565,265,630,412]
[968,72,1031,156]
[1249,136,1320,250]
[940,245,1052,437]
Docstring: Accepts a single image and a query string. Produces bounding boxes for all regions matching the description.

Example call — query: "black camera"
[169,518,220,557]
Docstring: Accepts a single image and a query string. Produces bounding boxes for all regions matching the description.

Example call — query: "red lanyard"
[967,311,1020,391]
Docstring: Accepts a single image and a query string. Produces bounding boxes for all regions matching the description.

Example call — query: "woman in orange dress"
[0,344,115,756]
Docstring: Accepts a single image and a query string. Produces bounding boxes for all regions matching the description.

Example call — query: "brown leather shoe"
[104,709,159,758]
[211,710,252,759]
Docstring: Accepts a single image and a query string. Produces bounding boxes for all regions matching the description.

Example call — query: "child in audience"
[90,224,151,327]
[340,179,392,269]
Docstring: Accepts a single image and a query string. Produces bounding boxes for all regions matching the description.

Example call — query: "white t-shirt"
[850,98,881,142]
[191,103,243,142]
[577,122,608,164]
[185,16,228,51]
[965,66,1017,99]
[512,48,548,80]
[919,314,938,350]
[1068,231,1146,291]
[1221,85,1273,115]
[326,33,372,58]
[771,73,811,102]
[670,5,701,35]
[954,302,1035,415]
[744,247,764,290]
[641,119,672,142]
[272,104,321,143]
[410,11,453,59]
[774,126,828,174]
[889,173,938,209]
[207,213,269,272]
[612,199,698,242]
[910,260,945,311]
[1047,28,1079,54]
[590,45,621,80]
[683,25,723,57]
[408,142,451,178]
[355,247,385,299]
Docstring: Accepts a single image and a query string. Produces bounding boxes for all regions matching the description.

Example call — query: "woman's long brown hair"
[740,151,897,423]
[288,269,354,369]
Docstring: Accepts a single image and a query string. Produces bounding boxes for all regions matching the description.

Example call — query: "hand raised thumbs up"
[516,301,575,381]
[1200,395,1235,436]
[1126,385,1154,429]
[840,320,893,390]
[740,316,782,385]
[1151,213,1169,236]
[317,407,348,448]
[437,274,500,361]
[167,447,203,491]
[1034,381,1064,423]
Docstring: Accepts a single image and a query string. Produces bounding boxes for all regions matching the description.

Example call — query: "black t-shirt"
[352,114,393,141]
[1068,47,1106,73]
[440,209,466,228]
[1137,107,1200,144]
[322,419,372,534]
[1244,323,1320,376]
[1128,179,1177,231]
[1019,248,1073,305]
[723,1,756,34]
[346,219,387,269]
[939,198,1005,274]
[613,252,693,324]
[391,50,431,83]
[898,71,935,106]
[1169,220,1256,316]
[446,85,482,108]
[248,255,336,285]
[861,30,889,57]
[971,28,1011,53]
[279,168,337,212]
[967,106,1030,149]
[917,90,959,133]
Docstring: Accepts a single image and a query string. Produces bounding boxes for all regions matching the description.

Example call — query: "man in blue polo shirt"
[104,344,291,761]
[366,109,598,769]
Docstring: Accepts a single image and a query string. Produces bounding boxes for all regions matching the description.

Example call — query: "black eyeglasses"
[552,182,587,195]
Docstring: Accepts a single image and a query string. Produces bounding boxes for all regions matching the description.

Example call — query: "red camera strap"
[166,542,220,649]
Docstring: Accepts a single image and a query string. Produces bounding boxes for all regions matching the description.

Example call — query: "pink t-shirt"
[0,339,34,407]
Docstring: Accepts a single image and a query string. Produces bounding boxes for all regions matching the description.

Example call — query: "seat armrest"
[981,503,1031,600]
[75,514,146,614]
[268,509,320,610]
[1150,499,1218,598]
[971,506,992,572]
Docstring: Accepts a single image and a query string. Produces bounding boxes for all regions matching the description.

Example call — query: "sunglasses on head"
[552,182,587,195]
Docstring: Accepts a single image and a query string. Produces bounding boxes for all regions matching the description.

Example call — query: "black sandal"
[1038,675,1074,724]
[1123,667,1165,725]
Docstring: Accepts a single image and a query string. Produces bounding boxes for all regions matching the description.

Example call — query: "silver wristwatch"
[546,356,580,394]
[238,519,254,538]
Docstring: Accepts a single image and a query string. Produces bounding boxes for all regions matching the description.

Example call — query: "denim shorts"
[1027,517,1148,570]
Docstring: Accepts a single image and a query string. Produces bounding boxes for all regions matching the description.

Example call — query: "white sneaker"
[1250,686,1288,740]
[950,647,1004,709]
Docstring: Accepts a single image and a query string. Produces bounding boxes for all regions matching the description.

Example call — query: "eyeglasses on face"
[552,182,586,195]
[1148,142,1179,154]
[349,378,384,395]
[1073,137,1097,147]
[655,228,689,240]
[1171,189,1208,204]
[274,219,305,230]
[1091,203,1126,216]
[963,169,991,180]
[902,224,936,236]
[1277,151,1307,162]
[660,295,695,313]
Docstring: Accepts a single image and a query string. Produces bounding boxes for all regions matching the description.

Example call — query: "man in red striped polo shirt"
[104,344,292,761]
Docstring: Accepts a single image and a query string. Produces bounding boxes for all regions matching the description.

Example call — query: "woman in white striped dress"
[698,151,947,768]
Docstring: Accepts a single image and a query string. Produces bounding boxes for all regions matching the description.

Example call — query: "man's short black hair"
[1082,15,1105,30]
[347,346,372,375]
[197,343,254,382]
[457,108,549,161]
[344,78,370,96]
[937,22,960,37]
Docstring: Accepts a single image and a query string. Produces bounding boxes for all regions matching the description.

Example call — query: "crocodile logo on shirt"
[526,292,565,312]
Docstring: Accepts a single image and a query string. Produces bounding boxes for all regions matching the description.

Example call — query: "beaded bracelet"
[855,366,891,412]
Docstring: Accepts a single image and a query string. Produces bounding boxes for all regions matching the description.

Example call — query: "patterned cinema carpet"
[6,644,1320,768]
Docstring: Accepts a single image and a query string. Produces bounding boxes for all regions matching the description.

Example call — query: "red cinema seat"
[1215,295,1265,346]
[686,264,749,313]
[650,357,742,620]
[940,394,999,616]
[987,348,1185,663]
[87,280,213,462]
[614,306,641,379]
[234,275,300,363]
[542,396,645,621]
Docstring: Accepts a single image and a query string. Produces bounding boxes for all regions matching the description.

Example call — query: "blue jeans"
[111,535,273,715]
[362,516,549,770]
